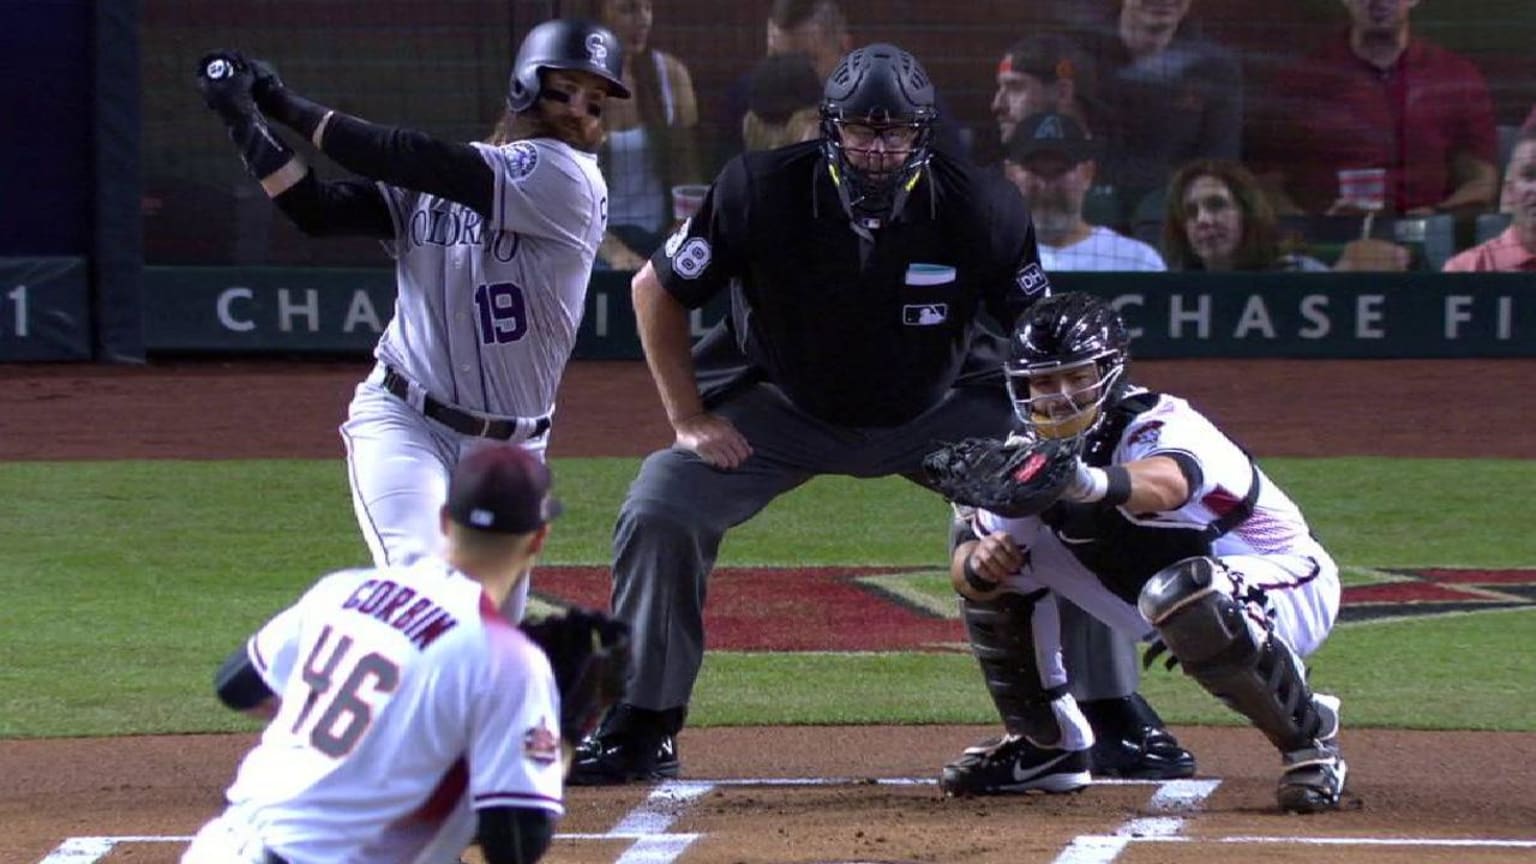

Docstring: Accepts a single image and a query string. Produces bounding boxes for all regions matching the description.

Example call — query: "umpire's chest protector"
[730,149,1004,426]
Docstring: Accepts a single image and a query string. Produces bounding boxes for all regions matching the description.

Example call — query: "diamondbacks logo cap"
[446,445,563,534]
[1006,111,1097,165]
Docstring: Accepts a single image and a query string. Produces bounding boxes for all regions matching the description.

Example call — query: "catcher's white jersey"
[212,559,563,864]
[973,391,1339,661]
[374,137,606,419]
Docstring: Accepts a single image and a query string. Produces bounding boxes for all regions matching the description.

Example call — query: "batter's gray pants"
[610,382,1140,712]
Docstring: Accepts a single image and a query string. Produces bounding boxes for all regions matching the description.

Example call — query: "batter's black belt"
[382,366,550,441]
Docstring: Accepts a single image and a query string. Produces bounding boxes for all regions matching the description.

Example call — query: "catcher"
[183,445,628,864]
[924,292,1347,814]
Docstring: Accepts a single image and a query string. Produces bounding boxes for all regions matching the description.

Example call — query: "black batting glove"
[196,51,260,125]
[243,55,330,140]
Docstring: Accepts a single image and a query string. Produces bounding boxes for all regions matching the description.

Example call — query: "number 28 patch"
[670,236,712,280]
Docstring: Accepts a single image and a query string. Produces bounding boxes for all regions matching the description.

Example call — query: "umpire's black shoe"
[568,704,684,786]
[1081,694,1196,780]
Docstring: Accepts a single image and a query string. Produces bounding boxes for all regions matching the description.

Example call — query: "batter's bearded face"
[1183,174,1242,268]
[538,70,611,151]
[837,122,920,180]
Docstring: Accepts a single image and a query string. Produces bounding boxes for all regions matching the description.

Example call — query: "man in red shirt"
[1254,0,1497,217]
[1444,132,1536,271]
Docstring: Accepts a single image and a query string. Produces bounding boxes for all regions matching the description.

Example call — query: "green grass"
[1,457,1533,738]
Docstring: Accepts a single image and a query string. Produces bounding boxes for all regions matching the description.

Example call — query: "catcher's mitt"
[521,608,631,742]
[923,434,1081,518]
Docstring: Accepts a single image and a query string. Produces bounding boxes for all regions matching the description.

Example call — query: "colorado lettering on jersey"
[406,207,521,263]
[342,579,459,650]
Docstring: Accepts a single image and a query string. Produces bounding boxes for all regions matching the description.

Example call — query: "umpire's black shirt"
[650,140,1051,428]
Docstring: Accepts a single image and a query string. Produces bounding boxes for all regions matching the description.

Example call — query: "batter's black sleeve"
[213,643,274,712]
[477,806,555,864]
[271,170,394,238]
[316,113,494,219]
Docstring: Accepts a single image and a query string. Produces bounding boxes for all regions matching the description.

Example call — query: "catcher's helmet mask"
[819,43,937,224]
[1006,293,1130,442]
[507,19,631,114]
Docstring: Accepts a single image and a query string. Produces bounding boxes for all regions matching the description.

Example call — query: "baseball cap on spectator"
[748,52,824,124]
[445,445,563,534]
[999,33,1097,103]
[1007,111,1098,165]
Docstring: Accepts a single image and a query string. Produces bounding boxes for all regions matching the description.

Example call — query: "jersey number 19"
[475,282,529,344]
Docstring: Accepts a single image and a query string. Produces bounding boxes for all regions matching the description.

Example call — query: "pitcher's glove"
[521,608,631,742]
[923,434,1080,518]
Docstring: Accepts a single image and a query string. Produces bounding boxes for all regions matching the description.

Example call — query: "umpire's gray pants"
[611,381,1139,711]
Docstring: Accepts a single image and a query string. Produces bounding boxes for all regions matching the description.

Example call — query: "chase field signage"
[140,268,1535,360]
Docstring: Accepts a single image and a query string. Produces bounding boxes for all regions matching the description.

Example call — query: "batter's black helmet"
[1005,292,1131,441]
[507,18,630,113]
[819,43,938,222]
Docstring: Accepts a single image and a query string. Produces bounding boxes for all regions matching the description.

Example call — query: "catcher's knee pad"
[1139,557,1328,753]
[962,592,1067,746]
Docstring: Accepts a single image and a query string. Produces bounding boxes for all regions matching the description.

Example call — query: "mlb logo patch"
[903,303,948,326]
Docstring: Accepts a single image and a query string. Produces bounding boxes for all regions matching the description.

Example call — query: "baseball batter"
[195,19,631,619]
[182,445,568,864]
[935,293,1346,814]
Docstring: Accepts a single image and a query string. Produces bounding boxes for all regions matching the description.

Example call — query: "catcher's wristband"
[1068,464,1133,506]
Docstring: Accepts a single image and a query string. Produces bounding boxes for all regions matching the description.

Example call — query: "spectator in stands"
[990,34,1100,161]
[716,0,852,164]
[1005,112,1163,271]
[1074,0,1243,224]
[741,52,823,151]
[1251,0,1497,218]
[1164,158,1410,272]
[1162,159,1330,272]
[589,0,704,271]
[1445,132,1536,271]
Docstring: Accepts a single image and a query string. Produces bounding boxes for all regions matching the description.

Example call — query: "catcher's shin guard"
[961,591,1068,746]
[1139,557,1332,753]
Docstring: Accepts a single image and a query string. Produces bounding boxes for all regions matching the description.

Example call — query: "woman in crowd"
[1162,159,1409,272]
[587,0,704,270]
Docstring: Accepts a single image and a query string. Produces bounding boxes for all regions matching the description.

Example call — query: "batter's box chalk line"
[37,778,1536,864]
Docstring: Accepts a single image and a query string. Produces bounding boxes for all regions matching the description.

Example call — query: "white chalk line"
[37,776,1536,864]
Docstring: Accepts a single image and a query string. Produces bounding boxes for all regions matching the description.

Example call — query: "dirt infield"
[3,357,1536,864]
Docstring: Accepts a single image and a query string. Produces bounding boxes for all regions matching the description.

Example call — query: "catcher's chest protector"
[1043,391,1212,602]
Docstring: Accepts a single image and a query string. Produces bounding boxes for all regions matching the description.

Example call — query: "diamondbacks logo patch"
[504,141,539,181]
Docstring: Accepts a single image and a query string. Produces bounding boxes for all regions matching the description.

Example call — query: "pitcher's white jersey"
[373,137,606,419]
[223,558,563,864]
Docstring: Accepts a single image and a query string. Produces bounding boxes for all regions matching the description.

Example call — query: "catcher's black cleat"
[940,734,1091,797]
[568,704,683,786]
[1277,694,1347,814]
[1081,694,1196,780]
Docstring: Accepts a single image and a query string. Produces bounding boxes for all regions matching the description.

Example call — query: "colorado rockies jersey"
[226,559,563,863]
[978,389,1325,602]
[373,137,607,420]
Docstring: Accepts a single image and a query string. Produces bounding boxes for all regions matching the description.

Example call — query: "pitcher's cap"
[445,445,563,534]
